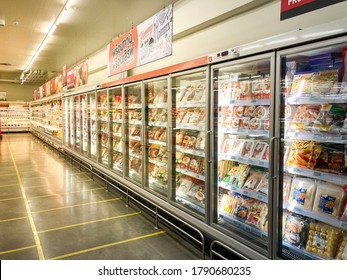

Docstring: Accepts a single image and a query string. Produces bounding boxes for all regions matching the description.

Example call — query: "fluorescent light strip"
[21,0,73,80]
[265,36,298,46]
[301,28,345,39]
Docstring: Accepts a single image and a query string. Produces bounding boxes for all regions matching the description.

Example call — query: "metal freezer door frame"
[210,52,276,258]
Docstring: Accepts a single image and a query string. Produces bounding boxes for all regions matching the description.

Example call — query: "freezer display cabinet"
[63,98,69,146]
[278,37,347,260]
[212,54,274,251]
[125,83,143,185]
[81,93,90,156]
[98,90,110,166]
[90,91,98,160]
[172,69,208,217]
[69,97,75,148]
[110,86,124,174]
[144,78,170,197]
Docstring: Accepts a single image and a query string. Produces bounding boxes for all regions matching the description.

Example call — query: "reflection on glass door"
[125,83,143,185]
[172,69,208,217]
[110,86,124,174]
[212,55,274,251]
[145,78,169,197]
[75,96,81,151]
[69,97,75,148]
[278,39,347,260]
[98,90,110,166]
[90,91,98,159]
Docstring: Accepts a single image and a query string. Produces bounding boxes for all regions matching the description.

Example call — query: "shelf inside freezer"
[176,195,205,214]
[128,104,142,109]
[220,99,270,106]
[287,93,347,105]
[177,146,205,158]
[285,166,347,185]
[218,212,268,240]
[282,242,325,260]
[220,127,269,137]
[218,182,268,203]
[176,124,205,131]
[284,203,347,230]
[176,167,205,181]
[219,153,269,168]
[148,103,168,109]
[148,121,167,127]
[285,131,347,144]
[176,101,205,108]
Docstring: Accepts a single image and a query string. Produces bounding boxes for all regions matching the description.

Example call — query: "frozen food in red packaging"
[312,181,346,218]
[253,106,269,119]
[244,105,256,117]
[231,117,240,129]
[222,138,235,154]
[252,79,262,93]
[251,142,267,160]
[249,118,264,130]
[290,72,314,96]
[286,140,322,169]
[283,213,309,248]
[314,144,345,174]
[180,156,191,169]
[240,81,251,100]
[223,116,232,128]
[240,140,254,158]
[288,177,316,210]
[246,200,268,231]
[264,119,270,131]
[230,139,244,156]
[233,106,244,117]
[261,144,270,161]
[225,106,233,117]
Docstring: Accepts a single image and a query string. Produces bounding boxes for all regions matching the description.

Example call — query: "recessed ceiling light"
[13,19,19,26]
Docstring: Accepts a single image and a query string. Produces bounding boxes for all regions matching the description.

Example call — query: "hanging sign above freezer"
[280,0,347,21]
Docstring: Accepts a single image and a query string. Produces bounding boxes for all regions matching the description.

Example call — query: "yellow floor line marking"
[38,211,141,233]
[0,196,23,202]
[49,230,166,260]
[0,216,28,223]
[32,198,122,214]
[28,187,105,199]
[0,245,37,255]
[5,135,45,260]
[0,183,20,188]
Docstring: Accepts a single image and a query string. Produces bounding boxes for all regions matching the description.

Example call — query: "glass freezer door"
[144,78,169,197]
[171,69,208,217]
[75,96,81,152]
[98,90,110,167]
[90,91,98,160]
[125,83,143,185]
[69,97,75,148]
[110,86,124,175]
[81,93,90,156]
[212,55,274,252]
[278,38,347,260]
[63,98,69,146]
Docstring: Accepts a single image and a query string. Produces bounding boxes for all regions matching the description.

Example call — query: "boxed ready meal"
[288,176,316,210]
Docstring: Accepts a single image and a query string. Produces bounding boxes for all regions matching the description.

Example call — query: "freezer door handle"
[207,130,212,163]
[270,136,279,180]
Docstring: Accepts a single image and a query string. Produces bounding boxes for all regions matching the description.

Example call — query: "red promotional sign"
[281,0,346,20]
[50,77,56,94]
[107,28,139,76]
[62,64,67,87]
[281,0,315,12]
[67,66,75,89]
[42,83,46,97]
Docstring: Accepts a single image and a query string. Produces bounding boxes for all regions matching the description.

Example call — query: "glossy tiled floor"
[0,133,200,260]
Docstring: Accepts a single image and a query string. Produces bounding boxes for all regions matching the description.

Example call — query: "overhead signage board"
[280,0,347,20]
[107,4,173,77]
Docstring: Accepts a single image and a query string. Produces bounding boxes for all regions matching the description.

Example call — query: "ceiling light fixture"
[21,0,74,83]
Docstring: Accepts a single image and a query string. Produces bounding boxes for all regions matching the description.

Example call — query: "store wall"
[85,0,347,85]
[0,82,37,102]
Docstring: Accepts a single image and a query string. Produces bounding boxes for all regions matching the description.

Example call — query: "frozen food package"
[195,131,206,150]
[176,130,186,146]
[241,168,264,191]
[231,81,251,100]
[314,143,345,174]
[336,232,347,259]
[222,138,235,155]
[178,177,194,194]
[187,135,197,149]
[312,181,346,218]
[261,144,270,161]
[245,200,268,231]
[222,116,233,128]
[253,106,269,119]
[193,84,205,102]
[219,192,240,216]
[231,117,240,129]
[234,196,255,221]
[256,172,269,196]
[283,175,293,203]
[244,105,256,117]
[290,72,314,96]
[341,196,347,222]
[249,118,264,130]
[283,213,309,248]
[230,139,244,156]
[311,69,339,94]
[188,110,201,126]
[231,164,251,188]
[219,81,232,102]
[251,141,267,160]
[290,104,321,131]
[233,106,244,117]
[239,117,250,129]
[286,140,322,169]
[240,140,254,158]
[288,177,316,210]
[181,110,193,124]
[225,106,234,117]
[306,221,342,258]
[311,104,347,134]
[264,119,270,131]
[285,104,297,120]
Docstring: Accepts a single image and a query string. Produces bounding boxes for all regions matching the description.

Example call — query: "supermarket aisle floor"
[0,133,200,260]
